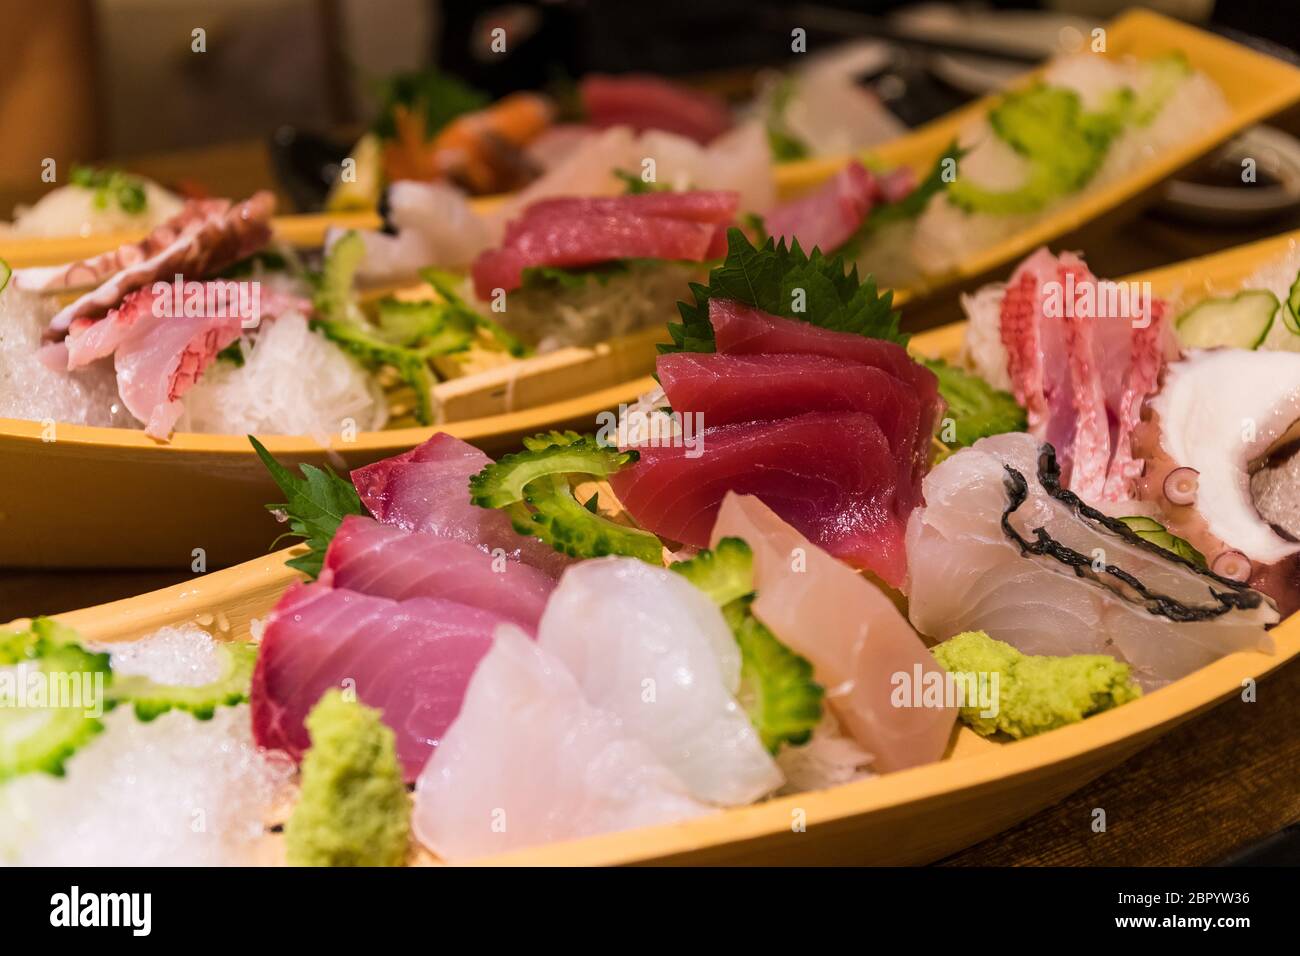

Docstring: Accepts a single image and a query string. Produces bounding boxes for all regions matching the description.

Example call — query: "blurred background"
[4,0,1299,201]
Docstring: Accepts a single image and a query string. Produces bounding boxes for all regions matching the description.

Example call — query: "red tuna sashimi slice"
[580,73,732,144]
[506,190,739,237]
[351,432,571,576]
[324,515,554,632]
[251,581,516,781]
[763,161,877,255]
[609,411,909,586]
[472,213,720,297]
[710,492,955,771]
[656,351,924,510]
[706,298,941,489]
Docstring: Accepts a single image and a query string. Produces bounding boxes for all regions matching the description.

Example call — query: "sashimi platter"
[3,7,1300,870]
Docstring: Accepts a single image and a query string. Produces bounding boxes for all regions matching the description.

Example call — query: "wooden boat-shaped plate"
[2,9,1297,568]
[39,247,1300,863]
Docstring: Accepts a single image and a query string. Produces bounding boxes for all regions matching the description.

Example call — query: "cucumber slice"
[1285,271,1300,336]
[0,623,111,781]
[0,257,10,295]
[1174,290,1278,349]
[1117,516,1207,567]
[109,641,257,721]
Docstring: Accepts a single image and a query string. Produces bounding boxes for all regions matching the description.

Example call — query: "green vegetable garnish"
[249,436,366,578]
[283,690,411,867]
[664,227,906,357]
[313,234,478,424]
[518,262,631,292]
[0,257,10,296]
[109,642,258,721]
[420,267,529,357]
[0,619,110,781]
[216,342,245,367]
[922,357,1027,455]
[765,76,810,162]
[837,142,966,260]
[372,69,490,142]
[69,165,148,215]
[947,84,1131,215]
[932,631,1141,739]
[1116,516,1206,567]
[615,168,672,194]
[672,538,824,753]
[469,431,662,562]
[0,618,255,781]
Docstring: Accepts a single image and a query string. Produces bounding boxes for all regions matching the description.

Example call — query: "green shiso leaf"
[249,436,366,579]
[670,538,824,753]
[922,357,1027,450]
[663,227,906,357]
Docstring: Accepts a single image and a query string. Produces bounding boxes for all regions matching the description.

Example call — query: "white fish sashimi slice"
[412,626,710,862]
[906,432,1277,687]
[538,558,782,806]
[711,493,956,773]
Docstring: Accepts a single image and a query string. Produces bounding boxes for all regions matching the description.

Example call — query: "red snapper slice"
[251,581,516,781]
[44,191,275,339]
[711,492,956,772]
[323,515,555,632]
[1102,300,1168,501]
[609,411,909,586]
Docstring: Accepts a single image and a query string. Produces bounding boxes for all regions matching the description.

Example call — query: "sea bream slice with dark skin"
[323,514,555,632]
[906,432,1277,687]
[251,581,517,782]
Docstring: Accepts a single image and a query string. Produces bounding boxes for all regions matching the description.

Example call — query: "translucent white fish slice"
[412,626,709,862]
[538,558,783,806]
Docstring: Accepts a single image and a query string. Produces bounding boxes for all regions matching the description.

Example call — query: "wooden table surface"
[5,138,1300,867]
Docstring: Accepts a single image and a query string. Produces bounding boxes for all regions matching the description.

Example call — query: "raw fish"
[323,515,554,632]
[711,493,956,771]
[763,161,878,255]
[656,351,924,507]
[471,190,737,297]
[611,411,910,586]
[580,73,732,144]
[905,432,1277,687]
[251,582,515,781]
[537,558,782,805]
[413,626,711,862]
[351,432,571,576]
